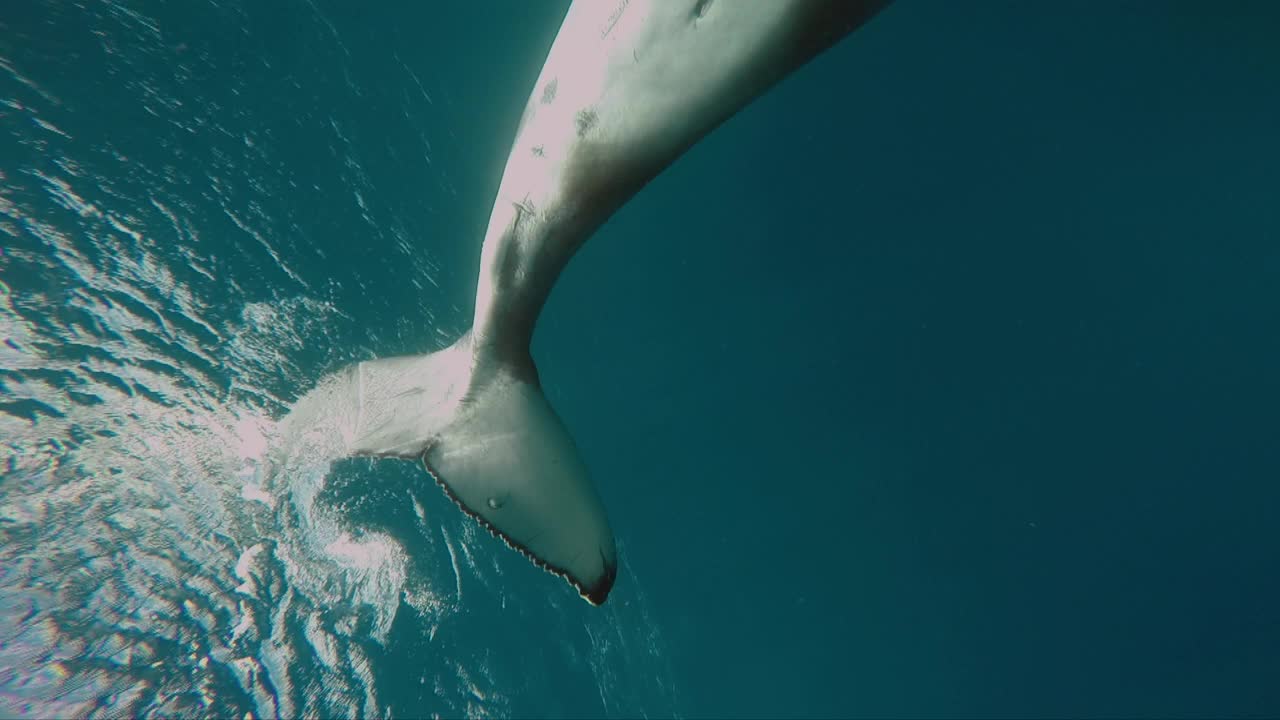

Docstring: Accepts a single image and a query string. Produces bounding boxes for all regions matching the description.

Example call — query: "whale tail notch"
[284,334,618,605]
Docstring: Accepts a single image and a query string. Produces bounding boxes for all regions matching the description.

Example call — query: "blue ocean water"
[2,1,1278,718]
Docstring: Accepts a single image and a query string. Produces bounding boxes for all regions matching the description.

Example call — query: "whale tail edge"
[422,351,617,604]
[286,334,617,605]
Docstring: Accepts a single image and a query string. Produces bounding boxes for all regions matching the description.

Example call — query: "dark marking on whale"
[600,0,629,39]
[575,108,598,137]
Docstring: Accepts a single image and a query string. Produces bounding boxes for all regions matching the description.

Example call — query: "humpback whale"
[284,0,889,604]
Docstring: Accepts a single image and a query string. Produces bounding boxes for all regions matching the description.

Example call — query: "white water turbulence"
[0,2,676,718]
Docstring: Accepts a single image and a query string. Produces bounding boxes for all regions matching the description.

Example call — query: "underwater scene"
[2,1,1278,718]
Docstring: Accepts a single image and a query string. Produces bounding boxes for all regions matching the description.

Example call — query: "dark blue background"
[5,0,1277,716]
[532,2,1280,716]
[275,1,1280,716]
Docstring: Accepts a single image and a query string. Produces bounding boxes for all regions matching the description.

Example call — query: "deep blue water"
[2,1,1278,717]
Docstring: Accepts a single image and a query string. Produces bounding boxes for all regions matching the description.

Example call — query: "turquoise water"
[2,1,1279,718]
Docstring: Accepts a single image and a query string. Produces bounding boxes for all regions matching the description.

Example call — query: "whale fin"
[283,335,617,605]
[422,355,617,605]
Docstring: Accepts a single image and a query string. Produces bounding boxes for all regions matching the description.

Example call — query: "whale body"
[285,0,889,604]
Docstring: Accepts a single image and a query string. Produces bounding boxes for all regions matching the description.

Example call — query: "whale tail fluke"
[281,334,618,605]
[422,351,618,604]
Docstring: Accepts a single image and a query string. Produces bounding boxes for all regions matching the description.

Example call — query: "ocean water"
[2,1,1278,718]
